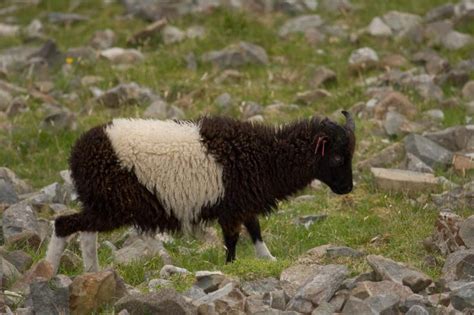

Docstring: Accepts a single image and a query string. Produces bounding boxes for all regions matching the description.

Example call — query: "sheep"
[45,111,356,273]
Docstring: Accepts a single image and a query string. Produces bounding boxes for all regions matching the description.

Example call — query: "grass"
[0,0,472,298]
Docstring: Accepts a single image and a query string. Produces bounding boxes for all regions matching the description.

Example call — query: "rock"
[11,260,54,293]
[460,216,474,249]
[183,286,206,300]
[295,89,331,105]
[371,168,440,195]
[70,269,127,315]
[2,203,41,248]
[47,12,88,25]
[424,125,474,151]
[41,108,77,131]
[278,15,324,37]
[366,255,432,292]
[312,301,336,314]
[264,290,287,311]
[463,81,474,101]
[0,23,20,37]
[423,109,444,122]
[60,250,82,270]
[6,97,28,117]
[115,289,197,315]
[373,91,417,120]
[351,280,413,300]
[215,92,233,111]
[450,282,474,311]
[143,100,169,119]
[296,214,327,228]
[245,294,270,314]
[194,282,245,314]
[326,246,364,258]
[308,66,336,88]
[0,179,17,205]
[368,17,392,37]
[185,52,197,71]
[383,111,414,136]
[424,212,464,255]
[127,19,167,45]
[100,47,144,64]
[1,258,21,289]
[202,41,268,69]
[348,47,379,71]
[320,0,352,13]
[406,304,429,315]
[442,249,474,282]
[89,29,117,50]
[404,134,453,168]
[28,275,71,315]
[96,82,159,108]
[431,181,474,212]
[114,237,170,265]
[24,19,44,40]
[366,294,400,314]
[442,31,473,50]
[162,25,186,44]
[0,89,12,111]
[159,264,189,279]
[425,4,455,22]
[287,264,348,313]
[341,296,376,315]
[148,278,173,291]
[382,11,422,36]
[241,277,282,296]
[195,271,226,293]
[357,142,405,170]
[2,250,32,273]
[241,101,263,119]
[406,153,434,174]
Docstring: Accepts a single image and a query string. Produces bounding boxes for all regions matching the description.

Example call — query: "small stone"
[2,203,41,248]
[241,101,263,119]
[278,15,324,37]
[47,12,88,25]
[1,258,21,289]
[100,47,144,64]
[148,278,173,291]
[460,216,474,249]
[326,246,364,258]
[162,26,186,44]
[41,108,77,131]
[202,41,268,69]
[11,260,54,293]
[70,269,127,315]
[296,214,327,228]
[450,282,474,311]
[186,26,205,39]
[404,134,453,168]
[373,91,417,120]
[442,31,473,50]
[463,81,474,101]
[320,0,353,13]
[356,142,405,170]
[143,100,168,119]
[371,168,440,195]
[382,11,422,36]
[423,109,444,122]
[215,93,233,110]
[368,17,392,37]
[383,111,412,136]
[406,305,429,315]
[308,66,336,88]
[241,277,282,296]
[195,270,226,293]
[341,296,376,315]
[295,89,331,105]
[114,238,170,265]
[348,47,379,71]
[115,288,196,315]
[89,29,116,50]
[425,4,455,22]
[96,82,158,108]
[194,282,245,314]
[406,153,434,174]
[2,250,32,273]
[159,264,189,279]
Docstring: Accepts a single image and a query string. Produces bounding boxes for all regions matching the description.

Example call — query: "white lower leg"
[45,227,67,274]
[255,240,276,261]
[80,232,99,273]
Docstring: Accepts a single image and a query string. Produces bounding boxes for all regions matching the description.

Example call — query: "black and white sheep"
[45,112,356,273]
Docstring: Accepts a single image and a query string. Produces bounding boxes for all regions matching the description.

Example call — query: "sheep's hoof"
[258,255,277,261]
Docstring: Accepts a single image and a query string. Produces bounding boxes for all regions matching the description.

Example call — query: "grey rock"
[406,153,434,174]
[186,26,205,39]
[195,270,226,293]
[143,100,168,119]
[115,289,197,315]
[167,105,185,120]
[368,17,392,37]
[356,142,405,170]
[406,305,429,315]
[183,285,206,300]
[97,82,159,108]
[309,66,336,88]
[371,167,440,195]
[442,31,473,50]
[100,47,144,64]
[242,101,263,119]
[382,11,422,36]
[342,296,376,315]
[29,275,71,315]
[326,246,364,258]
[264,290,287,310]
[1,257,21,289]
[2,250,32,273]
[159,264,189,279]
[425,4,455,22]
[348,47,379,69]
[366,255,432,293]
[185,52,197,71]
[320,0,352,12]
[441,249,474,282]
[287,264,348,312]
[460,216,474,249]
[463,81,474,101]
[41,108,77,131]
[215,92,233,110]
[246,294,271,314]
[0,23,20,37]
[0,89,12,111]
[0,45,39,71]
[114,238,169,265]
[278,15,324,37]
[47,12,89,25]
[383,111,409,136]
[195,282,245,313]
[404,134,453,168]
[24,19,43,40]
[296,214,327,228]
[89,29,117,50]
[148,278,173,291]
[423,109,444,122]
[202,41,269,69]
[424,125,474,151]
[2,203,40,247]
[351,280,413,300]
[365,294,400,314]
[66,46,97,64]
[241,277,282,296]
[311,301,336,315]
[450,282,474,311]
[162,25,186,44]
[0,179,18,205]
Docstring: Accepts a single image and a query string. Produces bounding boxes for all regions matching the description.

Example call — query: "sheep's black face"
[313,112,355,195]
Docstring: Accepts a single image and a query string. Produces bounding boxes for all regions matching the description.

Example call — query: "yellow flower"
[66,57,74,65]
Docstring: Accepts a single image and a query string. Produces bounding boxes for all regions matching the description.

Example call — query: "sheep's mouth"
[331,185,353,195]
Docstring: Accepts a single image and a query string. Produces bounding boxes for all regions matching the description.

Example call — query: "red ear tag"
[315,136,328,156]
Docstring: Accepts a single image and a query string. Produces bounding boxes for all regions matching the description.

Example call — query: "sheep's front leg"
[80,231,99,272]
[219,220,241,263]
[244,216,276,261]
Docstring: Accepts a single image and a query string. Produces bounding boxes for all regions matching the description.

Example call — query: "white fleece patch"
[106,118,225,233]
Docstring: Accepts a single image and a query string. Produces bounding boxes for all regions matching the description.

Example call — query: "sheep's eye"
[331,155,343,167]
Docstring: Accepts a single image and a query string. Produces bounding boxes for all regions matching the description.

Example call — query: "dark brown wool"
[54,114,355,262]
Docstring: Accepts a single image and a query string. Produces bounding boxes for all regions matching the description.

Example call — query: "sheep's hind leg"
[219,220,241,263]
[45,225,68,274]
[80,231,99,272]
[244,216,276,261]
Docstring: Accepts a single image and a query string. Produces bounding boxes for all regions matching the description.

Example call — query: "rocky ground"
[0,0,473,314]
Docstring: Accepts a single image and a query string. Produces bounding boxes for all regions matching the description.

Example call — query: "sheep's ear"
[341,111,355,133]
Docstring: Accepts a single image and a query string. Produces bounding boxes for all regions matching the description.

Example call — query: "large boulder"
[404,134,453,168]
[2,203,41,248]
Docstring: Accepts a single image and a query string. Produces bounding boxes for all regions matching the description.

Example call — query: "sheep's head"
[312,111,355,195]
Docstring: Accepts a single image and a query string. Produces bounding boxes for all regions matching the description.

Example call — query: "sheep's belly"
[105,118,225,232]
